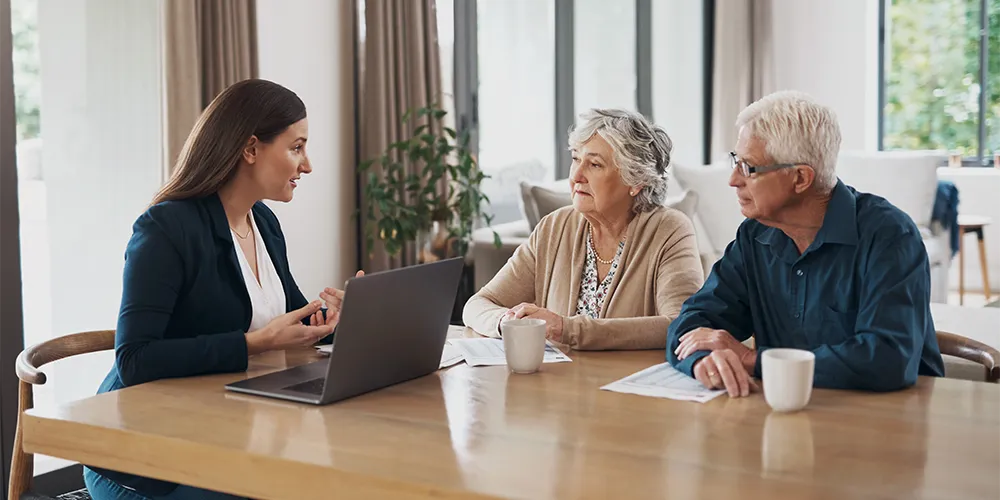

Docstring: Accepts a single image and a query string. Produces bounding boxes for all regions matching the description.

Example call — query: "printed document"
[600,362,725,403]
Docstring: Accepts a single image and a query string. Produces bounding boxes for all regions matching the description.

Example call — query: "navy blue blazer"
[92,193,311,496]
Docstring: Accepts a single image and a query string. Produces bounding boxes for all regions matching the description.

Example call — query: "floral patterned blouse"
[575,233,626,319]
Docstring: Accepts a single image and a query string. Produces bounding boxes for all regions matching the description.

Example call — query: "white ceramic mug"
[762,348,816,412]
[501,318,546,374]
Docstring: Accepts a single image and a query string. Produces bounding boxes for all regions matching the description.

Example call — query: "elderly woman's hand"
[503,303,565,343]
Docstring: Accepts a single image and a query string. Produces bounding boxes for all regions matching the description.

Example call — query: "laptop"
[225,257,465,405]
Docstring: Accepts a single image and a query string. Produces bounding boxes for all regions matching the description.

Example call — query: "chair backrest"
[936,330,1000,383]
[9,330,115,500]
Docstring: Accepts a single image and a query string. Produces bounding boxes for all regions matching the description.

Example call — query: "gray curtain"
[358,0,444,271]
[164,0,258,176]
[710,0,775,162]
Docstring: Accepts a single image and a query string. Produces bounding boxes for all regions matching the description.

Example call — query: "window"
[880,0,999,165]
[451,0,710,225]
[474,0,556,224]
[574,0,636,113]
[651,0,707,168]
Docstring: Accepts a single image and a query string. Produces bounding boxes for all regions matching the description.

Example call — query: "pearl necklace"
[588,224,626,265]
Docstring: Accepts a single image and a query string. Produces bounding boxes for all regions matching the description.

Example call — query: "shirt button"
[796,270,804,277]
[793,312,801,318]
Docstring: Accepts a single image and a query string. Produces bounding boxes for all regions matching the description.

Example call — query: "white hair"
[735,91,841,193]
[568,108,673,213]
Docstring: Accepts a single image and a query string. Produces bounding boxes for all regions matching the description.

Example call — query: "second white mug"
[762,348,816,412]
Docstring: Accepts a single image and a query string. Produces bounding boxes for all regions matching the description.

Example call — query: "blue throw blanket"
[931,180,960,256]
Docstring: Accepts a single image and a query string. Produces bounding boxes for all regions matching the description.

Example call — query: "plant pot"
[415,221,474,325]
[417,220,457,264]
[450,264,475,325]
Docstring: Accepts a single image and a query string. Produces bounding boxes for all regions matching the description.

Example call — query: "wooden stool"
[958,215,993,305]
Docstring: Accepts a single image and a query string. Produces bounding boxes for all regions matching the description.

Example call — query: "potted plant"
[358,105,500,323]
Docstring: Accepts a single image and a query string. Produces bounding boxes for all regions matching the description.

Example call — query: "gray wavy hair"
[568,108,673,213]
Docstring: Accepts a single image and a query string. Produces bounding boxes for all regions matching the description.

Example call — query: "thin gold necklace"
[231,216,252,240]
[588,224,625,265]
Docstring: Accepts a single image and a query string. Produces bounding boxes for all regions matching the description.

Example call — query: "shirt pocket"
[817,304,858,344]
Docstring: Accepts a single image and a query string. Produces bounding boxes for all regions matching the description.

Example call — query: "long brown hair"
[152,79,307,205]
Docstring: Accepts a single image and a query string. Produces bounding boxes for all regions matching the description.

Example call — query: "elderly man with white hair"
[667,91,944,397]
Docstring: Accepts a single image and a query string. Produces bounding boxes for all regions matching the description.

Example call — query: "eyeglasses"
[729,152,806,177]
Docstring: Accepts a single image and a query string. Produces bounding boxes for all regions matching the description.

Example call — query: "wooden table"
[22,346,1000,499]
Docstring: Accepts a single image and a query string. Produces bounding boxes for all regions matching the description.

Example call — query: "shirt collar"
[813,179,859,247]
[753,179,858,263]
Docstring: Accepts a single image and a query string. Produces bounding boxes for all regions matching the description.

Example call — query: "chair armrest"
[937,330,1000,383]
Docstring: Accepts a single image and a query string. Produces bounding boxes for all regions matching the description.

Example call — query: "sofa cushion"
[664,189,698,220]
[519,179,570,229]
[518,181,541,230]
[672,162,744,256]
[836,150,943,230]
[531,184,573,223]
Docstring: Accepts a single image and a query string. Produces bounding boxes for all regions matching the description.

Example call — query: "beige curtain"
[359,0,444,271]
[710,0,775,162]
[164,0,258,175]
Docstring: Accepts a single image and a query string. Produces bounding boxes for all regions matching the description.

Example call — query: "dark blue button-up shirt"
[668,180,944,391]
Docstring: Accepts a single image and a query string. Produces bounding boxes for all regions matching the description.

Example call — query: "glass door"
[2,0,167,493]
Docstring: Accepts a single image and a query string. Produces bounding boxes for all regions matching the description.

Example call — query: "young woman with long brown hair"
[84,79,357,500]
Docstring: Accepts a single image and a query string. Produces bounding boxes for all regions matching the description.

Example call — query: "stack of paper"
[438,342,464,368]
[600,362,724,403]
[447,338,572,367]
[314,341,465,369]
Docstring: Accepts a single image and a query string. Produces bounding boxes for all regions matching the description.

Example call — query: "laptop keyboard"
[284,377,325,395]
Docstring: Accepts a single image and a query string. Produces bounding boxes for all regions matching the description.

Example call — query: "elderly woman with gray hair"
[463,109,705,350]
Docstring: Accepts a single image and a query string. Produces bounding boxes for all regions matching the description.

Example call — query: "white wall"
[256,0,356,297]
[770,0,880,151]
[37,0,164,408]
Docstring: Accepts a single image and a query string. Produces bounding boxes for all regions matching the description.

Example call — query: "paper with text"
[600,362,725,403]
[447,338,572,367]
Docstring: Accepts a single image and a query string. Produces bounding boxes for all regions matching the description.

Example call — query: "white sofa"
[472,151,952,302]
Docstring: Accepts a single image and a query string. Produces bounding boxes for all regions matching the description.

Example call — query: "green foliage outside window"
[884,0,998,159]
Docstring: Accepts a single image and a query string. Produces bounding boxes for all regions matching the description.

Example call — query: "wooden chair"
[10,330,115,500]
[937,330,1000,383]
